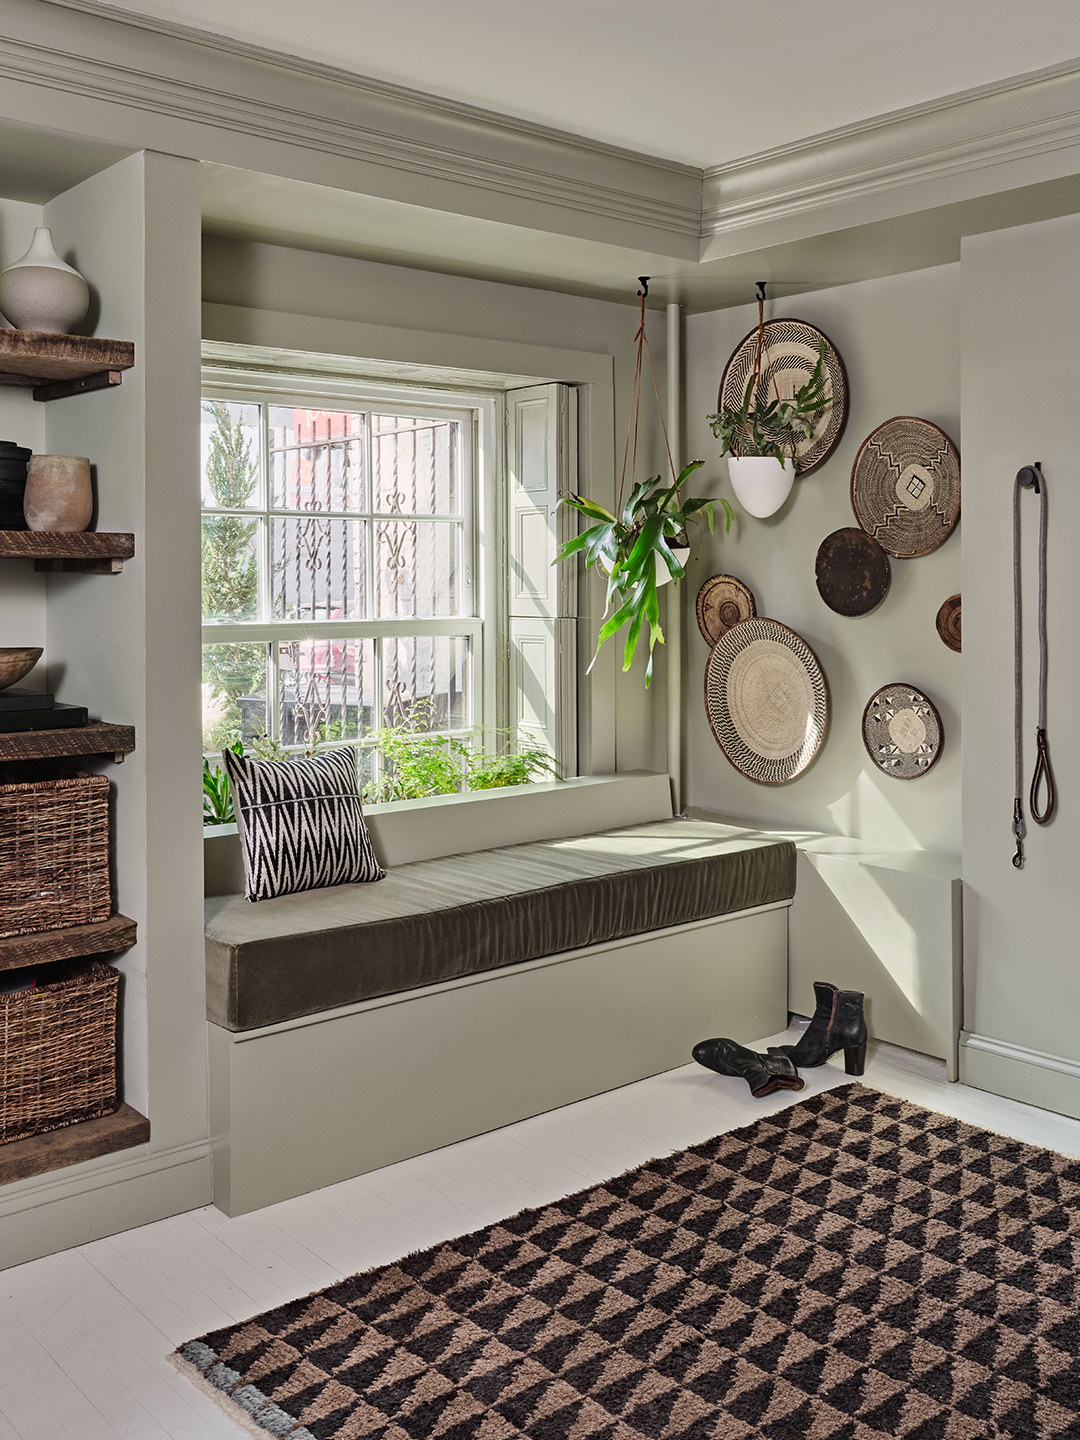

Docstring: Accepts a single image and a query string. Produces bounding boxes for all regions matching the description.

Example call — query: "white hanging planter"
[727,455,796,519]
[601,546,689,587]
[657,546,689,586]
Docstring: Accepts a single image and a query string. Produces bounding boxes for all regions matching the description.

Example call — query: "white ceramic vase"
[24,455,93,532]
[0,228,89,334]
[727,455,797,519]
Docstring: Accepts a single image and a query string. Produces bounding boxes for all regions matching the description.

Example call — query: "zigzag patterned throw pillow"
[223,747,385,902]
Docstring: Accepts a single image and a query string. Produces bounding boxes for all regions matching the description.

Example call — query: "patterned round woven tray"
[851,416,960,558]
[695,574,756,645]
[862,682,943,779]
[717,319,848,475]
[705,617,828,784]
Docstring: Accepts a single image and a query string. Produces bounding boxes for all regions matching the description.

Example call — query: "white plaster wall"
[683,266,962,854]
[961,214,1080,1070]
[201,236,671,777]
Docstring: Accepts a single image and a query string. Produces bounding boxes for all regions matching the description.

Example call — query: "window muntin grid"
[201,393,479,783]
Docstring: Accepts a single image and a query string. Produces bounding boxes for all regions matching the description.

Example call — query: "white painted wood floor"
[5,1025,1080,1439]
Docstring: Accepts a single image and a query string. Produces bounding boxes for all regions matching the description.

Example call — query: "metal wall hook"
[1016,462,1042,493]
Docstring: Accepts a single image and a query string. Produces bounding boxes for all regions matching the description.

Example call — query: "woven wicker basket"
[0,774,111,937]
[0,961,119,1145]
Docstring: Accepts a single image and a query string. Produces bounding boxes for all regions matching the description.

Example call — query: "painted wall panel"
[961,214,1080,1069]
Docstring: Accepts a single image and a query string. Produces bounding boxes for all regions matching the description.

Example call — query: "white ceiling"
[104,0,1080,165]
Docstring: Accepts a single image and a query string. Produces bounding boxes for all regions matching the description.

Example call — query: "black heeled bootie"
[779,981,867,1075]
[692,1038,805,1098]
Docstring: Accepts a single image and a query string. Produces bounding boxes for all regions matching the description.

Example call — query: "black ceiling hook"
[756,280,768,304]
[637,276,650,299]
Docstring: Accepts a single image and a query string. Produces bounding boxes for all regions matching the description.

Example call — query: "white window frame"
[200,363,506,778]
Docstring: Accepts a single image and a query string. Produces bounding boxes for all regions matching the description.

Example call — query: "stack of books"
[0,689,88,732]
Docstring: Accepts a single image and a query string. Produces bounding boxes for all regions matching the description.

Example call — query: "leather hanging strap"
[1013,463,1055,869]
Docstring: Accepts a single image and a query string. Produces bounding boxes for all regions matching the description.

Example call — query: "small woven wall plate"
[937,593,961,652]
[815,527,890,616]
[717,319,848,475]
[851,416,960,558]
[705,617,828,784]
[696,574,756,645]
[862,683,943,779]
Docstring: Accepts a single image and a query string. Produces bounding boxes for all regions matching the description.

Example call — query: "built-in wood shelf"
[0,719,135,764]
[0,330,135,402]
[0,914,137,974]
[0,1104,150,1186]
[0,531,136,574]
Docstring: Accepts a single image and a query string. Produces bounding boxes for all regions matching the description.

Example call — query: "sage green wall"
[683,265,962,854]
[201,234,671,777]
[960,213,1080,1104]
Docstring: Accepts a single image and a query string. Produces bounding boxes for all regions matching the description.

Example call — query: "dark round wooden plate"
[936,594,961,652]
[862,682,943,779]
[717,318,848,475]
[696,574,756,645]
[815,527,890,616]
[850,416,960,558]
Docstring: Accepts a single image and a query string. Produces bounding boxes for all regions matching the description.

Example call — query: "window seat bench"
[204,773,796,1215]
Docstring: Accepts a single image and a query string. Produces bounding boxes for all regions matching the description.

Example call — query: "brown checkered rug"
[173,1084,1080,1439]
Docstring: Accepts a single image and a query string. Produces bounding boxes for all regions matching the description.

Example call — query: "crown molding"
[702,58,1080,245]
[9,2,1080,271]
[2,0,700,241]
[46,0,698,176]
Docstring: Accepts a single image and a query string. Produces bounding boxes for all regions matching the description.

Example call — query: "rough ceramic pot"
[0,228,89,333]
[727,455,797,519]
[24,455,93,532]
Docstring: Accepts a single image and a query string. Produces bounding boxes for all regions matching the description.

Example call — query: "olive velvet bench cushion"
[204,817,797,1032]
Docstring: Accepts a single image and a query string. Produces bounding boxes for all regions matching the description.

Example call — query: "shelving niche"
[0,148,209,1267]
[0,319,147,1186]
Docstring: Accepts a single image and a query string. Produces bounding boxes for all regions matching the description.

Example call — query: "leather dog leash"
[1013,463,1055,868]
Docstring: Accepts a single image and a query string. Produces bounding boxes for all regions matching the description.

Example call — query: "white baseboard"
[0,1138,212,1270]
[960,1032,1080,1121]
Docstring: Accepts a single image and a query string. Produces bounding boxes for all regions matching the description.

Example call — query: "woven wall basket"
[717,319,848,475]
[0,774,111,937]
[850,416,960,558]
[705,617,829,784]
[0,961,119,1145]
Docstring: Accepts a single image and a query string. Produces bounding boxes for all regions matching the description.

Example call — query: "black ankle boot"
[779,981,868,1075]
[692,1038,805,1098]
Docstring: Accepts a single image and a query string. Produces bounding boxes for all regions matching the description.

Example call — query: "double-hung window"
[200,379,490,792]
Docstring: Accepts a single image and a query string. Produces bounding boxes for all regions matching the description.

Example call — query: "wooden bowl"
[0,647,43,691]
